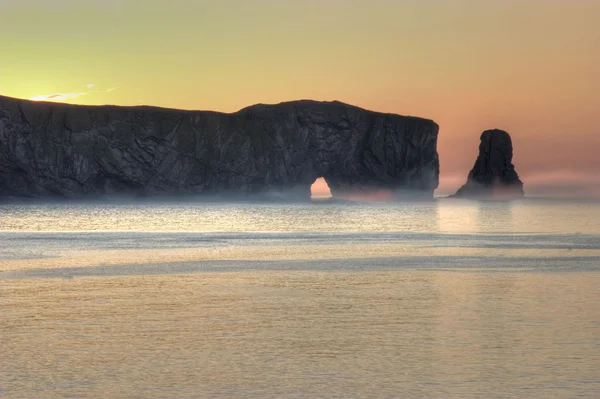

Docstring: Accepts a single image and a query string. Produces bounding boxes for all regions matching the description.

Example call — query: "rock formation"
[452,129,524,199]
[0,95,439,200]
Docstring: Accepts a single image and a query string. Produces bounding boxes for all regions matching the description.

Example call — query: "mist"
[438,170,600,199]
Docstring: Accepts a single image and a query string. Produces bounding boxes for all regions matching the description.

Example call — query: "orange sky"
[1,0,599,196]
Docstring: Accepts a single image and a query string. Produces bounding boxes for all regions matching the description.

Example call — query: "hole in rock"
[311,177,332,199]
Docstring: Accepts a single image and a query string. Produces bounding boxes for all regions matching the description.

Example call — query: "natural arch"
[310,177,332,199]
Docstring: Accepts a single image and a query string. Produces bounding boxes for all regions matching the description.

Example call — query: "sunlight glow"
[30,92,87,102]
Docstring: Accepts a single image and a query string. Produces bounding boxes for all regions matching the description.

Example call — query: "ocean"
[1,199,599,398]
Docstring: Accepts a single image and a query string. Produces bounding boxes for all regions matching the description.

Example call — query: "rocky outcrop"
[0,95,439,200]
[452,129,524,199]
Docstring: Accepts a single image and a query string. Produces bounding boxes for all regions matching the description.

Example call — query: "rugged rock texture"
[0,95,439,200]
[453,129,524,199]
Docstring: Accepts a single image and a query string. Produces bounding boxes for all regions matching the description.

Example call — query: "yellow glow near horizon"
[1,0,599,195]
[30,93,87,102]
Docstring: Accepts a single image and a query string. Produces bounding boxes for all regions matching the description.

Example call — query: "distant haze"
[1,0,599,196]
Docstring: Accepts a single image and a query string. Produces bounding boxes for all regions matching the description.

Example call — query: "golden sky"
[1,0,599,196]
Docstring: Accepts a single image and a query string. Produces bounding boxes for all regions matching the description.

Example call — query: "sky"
[1,0,599,196]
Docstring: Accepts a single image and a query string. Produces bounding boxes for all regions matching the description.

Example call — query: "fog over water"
[1,199,599,398]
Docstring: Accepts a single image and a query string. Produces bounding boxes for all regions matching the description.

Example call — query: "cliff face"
[453,129,524,199]
[0,95,439,200]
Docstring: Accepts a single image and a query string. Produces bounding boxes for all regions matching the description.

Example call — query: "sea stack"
[452,129,524,200]
[0,95,439,200]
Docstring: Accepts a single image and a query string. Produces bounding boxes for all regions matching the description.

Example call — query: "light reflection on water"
[1,199,600,234]
[1,199,600,398]
[2,271,599,398]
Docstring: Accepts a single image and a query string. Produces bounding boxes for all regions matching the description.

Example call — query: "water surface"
[1,199,599,398]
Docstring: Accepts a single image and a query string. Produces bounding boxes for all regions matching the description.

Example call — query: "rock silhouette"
[453,129,524,199]
[0,96,439,200]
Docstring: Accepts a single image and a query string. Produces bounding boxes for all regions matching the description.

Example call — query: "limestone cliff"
[453,129,524,199]
[0,95,439,200]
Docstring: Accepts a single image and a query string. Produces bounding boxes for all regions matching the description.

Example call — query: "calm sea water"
[1,199,600,398]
